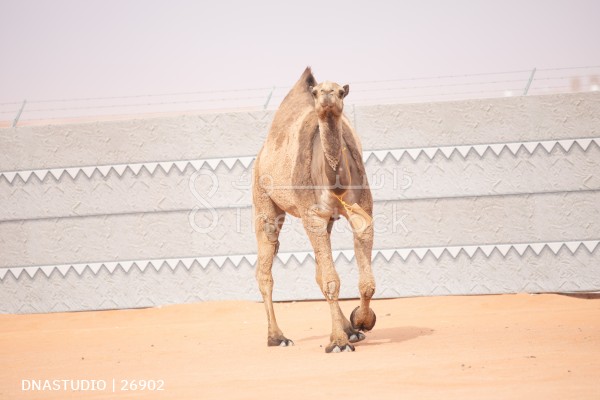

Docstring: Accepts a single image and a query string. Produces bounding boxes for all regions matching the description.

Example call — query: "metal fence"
[1,66,599,126]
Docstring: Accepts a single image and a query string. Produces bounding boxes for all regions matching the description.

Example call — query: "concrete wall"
[1,92,599,313]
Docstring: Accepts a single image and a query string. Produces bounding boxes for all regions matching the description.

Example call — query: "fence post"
[12,100,27,128]
[523,68,537,95]
[263,86,275,110]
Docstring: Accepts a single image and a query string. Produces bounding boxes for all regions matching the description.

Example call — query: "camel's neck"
[318,115,343,171]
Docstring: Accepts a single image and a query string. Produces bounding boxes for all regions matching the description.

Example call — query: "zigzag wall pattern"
[2,240,597,281]
[1,137,598,184]
[2,92,599,312]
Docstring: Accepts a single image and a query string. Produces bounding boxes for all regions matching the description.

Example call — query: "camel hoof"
[268,337,294,347]
[326,343,355,353]
[348,332,366,343]
[350,306,377,332]
[344,325,366,343]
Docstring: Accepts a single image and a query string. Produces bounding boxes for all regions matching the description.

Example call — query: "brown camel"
[252,67,376,353]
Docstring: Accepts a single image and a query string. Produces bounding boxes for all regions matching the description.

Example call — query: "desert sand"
[1,294,599,399]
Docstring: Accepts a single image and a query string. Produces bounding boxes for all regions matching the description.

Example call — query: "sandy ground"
[1,294,599,400]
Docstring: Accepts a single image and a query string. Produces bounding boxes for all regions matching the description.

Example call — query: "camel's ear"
[309,86,317,97]
[342,84,350,98]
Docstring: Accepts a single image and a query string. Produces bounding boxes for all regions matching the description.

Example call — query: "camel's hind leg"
[254,198,292,347]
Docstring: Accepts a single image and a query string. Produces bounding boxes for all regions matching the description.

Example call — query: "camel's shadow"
[297,326,434,346]
[359,326,434,346]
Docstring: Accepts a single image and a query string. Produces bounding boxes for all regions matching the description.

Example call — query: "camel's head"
[309,81,349,118]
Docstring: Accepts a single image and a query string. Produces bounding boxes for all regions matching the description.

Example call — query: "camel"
[252,67,376,353]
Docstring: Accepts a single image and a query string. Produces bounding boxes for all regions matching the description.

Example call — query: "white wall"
[1,92,599,313]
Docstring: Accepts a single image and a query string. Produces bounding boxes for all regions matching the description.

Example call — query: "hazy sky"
[1,0,599,104]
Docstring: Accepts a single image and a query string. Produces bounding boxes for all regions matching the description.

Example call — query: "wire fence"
[1,66,599,126]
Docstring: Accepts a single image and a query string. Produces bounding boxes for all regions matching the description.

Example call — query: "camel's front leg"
[303,214,354,353]
[349,218,377,332]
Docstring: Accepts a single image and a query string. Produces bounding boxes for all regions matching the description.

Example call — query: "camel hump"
[279,67,317,106]
[298,66,317,91]
[266,68,318,146]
